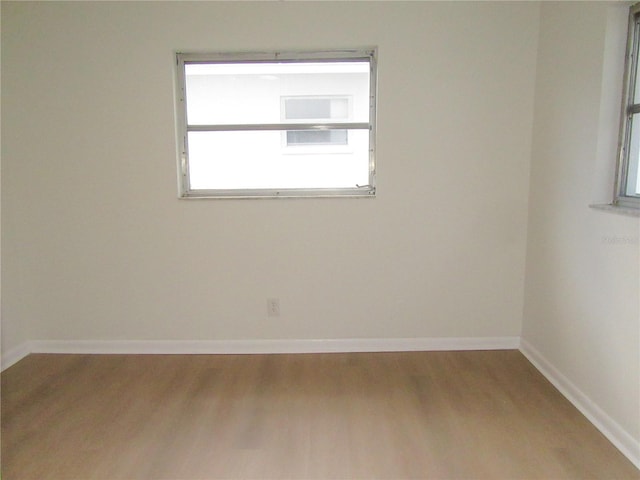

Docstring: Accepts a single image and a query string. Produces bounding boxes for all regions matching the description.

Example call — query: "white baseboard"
[1,336,520,370]
[520,339,640,470]
[28,336,520,355]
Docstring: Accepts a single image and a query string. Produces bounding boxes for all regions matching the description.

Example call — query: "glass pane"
[285,98,332,119]
[634,20,640,104]
[184,62,370,125]
[626,114,640,196]
[284,97,349,121]
[187,129,370,190]
[286,129,348,146]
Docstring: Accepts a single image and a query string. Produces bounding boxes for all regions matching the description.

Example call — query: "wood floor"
[2,351,638,479]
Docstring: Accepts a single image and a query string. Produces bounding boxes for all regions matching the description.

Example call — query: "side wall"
[1,2,538,353]
[522,1,640,466]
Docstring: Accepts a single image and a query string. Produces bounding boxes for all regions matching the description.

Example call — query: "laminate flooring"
[2,351,639,479]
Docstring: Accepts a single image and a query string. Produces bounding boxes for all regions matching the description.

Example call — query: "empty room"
[1,1,639,478]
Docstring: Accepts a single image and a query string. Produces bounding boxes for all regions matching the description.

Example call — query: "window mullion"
[186,122,370,132]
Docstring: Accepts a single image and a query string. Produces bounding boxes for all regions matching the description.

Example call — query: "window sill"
[589,203,640,218]
[180,187,376,199]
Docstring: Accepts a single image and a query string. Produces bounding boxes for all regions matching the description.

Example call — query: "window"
[175,50,377,198]
[616,4,640,209]
[282,97,349,147]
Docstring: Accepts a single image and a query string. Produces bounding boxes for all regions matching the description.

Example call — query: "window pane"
[634,19,640,105]
[187,129,370,190]
[285,98,331,119]
[626,114,640,196]
[184,62,370,125]
[286,130,348,146]
[284,97,349,121]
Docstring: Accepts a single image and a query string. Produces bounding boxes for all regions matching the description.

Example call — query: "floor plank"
[2,351,638,479]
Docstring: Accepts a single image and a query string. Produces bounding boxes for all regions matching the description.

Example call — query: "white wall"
[522,1,640,464]
[1,1,538,350]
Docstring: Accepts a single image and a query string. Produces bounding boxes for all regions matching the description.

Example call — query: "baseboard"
[520,339,640,470]
[1,342,32,371]
[0,336,520,365]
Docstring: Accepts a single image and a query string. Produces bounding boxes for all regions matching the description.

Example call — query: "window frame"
[615,4,640,210]
[174,49,377,199]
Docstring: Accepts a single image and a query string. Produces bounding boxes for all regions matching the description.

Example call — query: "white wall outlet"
[267,298,280,317]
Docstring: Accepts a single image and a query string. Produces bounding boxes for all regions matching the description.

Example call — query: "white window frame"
[174,49,377,199]
[615,4,640,210]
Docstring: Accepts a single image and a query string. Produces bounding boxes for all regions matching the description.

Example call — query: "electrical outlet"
[267,298,280,317]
